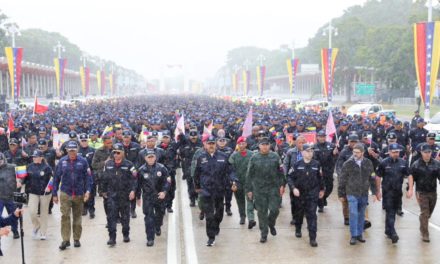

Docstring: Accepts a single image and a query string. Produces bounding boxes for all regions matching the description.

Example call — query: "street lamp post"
[322,19,338,49]
[5,24,21,48]
[53,41,65,59]
[257,54,265,66]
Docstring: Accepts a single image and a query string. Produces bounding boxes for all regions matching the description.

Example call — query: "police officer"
[283,135,306,225]
[216,137,234,216]
[246,137,285,243]
[101,143,137,246]
[137,150,169,247]
[121,130,142,218]
[314,130,338,212]
[38,138,57,215]
[375,143,409,243]
[91,135,113,217]
[179,129,203,207]
[229,136,256,227]
[78,133,96,218]
[290,144,324,247]
[158,131,177,213]
[380,133,405,160]
[137,135,165,167]
[407,143,440,242]
[4,138,28,166]
[21,150,53,240]
[194,135,234,247]
[413,133,440,163]
[409,118,428,150]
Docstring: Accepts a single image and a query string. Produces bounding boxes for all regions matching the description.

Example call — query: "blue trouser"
[106,197,130,239]
[347,195,368,238]
[142,198,165,241]
[0,200,17,232]
[383,190,401,236]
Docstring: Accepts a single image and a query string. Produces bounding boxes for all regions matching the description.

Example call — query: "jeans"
[347,195,368,238]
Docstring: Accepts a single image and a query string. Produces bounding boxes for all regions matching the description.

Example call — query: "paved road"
[2,169,440,264]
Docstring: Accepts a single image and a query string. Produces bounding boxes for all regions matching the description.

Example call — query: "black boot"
[248,220,256,229]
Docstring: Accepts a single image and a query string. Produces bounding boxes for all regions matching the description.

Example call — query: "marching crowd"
[0,95,439,252]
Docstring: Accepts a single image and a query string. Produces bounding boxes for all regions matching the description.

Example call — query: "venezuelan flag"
[321,48,338,102]
[15,166,28,179]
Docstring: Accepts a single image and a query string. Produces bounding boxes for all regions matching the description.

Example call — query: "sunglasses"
[113,151,123,155]
[207,142,216,145]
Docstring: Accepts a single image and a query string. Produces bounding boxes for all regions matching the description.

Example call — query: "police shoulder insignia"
[157,171,162,177]
[40,171,45,176]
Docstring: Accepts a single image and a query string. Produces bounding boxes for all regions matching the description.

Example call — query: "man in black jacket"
[407,143,440,243]
[194,135,234,247]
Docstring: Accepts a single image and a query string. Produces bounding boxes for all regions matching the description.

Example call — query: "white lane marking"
[402,208,440,231]
[167,178,180,264]
[179,173,199,264]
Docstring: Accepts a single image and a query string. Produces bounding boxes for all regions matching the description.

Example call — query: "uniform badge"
[40,171,45,176]
[144,173,149,179]
[157,171,162,177]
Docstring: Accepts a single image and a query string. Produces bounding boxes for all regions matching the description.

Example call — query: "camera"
[13,192,28,205]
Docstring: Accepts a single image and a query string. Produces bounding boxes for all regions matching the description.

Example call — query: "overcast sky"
[2,0,368,80]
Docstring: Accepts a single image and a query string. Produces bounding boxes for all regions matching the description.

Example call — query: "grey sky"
[2,0,367,80]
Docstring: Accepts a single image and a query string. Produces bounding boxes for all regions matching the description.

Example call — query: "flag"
[286,59,299,94]
[300,132,317,144]
[101,125,113,137]
[325,111,337,142]
[46,177,54,192]
[414,21,440,111]
[242,107,253,137]
[321,48,338,102]
[174,112,185,141]
[5,47,23,105]
[34,96,49,114]
[54,58,67,100]
[15,165,27,179]
[201,121,213,142]
[256,65,266,96]
[8,113,14,135]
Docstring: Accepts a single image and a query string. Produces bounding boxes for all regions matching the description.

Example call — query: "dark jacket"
[314,142,337,175]
[410,158,440,193]
[194,150,232,198]
[53,155,93,197]
[137,162,169,200]
[24,162,53,195]
[123,141,141,164]
[338,157,375,197]
[377,157,409,192]
[101,159,137,201]
[0,164,17,201]
[289,159,324,197]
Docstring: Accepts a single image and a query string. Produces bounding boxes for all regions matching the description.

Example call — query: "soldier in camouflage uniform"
[229,136,256,228]
[246,137,286,243]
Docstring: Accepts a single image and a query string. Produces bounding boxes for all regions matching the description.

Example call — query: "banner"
[5,47,23,105]
[97,70,106,96]
[414,21,440,110]
[54,58,67,100]
[109,73,114,95]
[101,71,106,96]
[286,59,299,95]
[321,48,338,102]
[80,66,90,96]
[256,66,266,96]
[242,70,250,96]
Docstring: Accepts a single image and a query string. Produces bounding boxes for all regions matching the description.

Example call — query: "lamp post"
[5,24,21,48]
[322,19,338,49]
[53,41,65,58]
